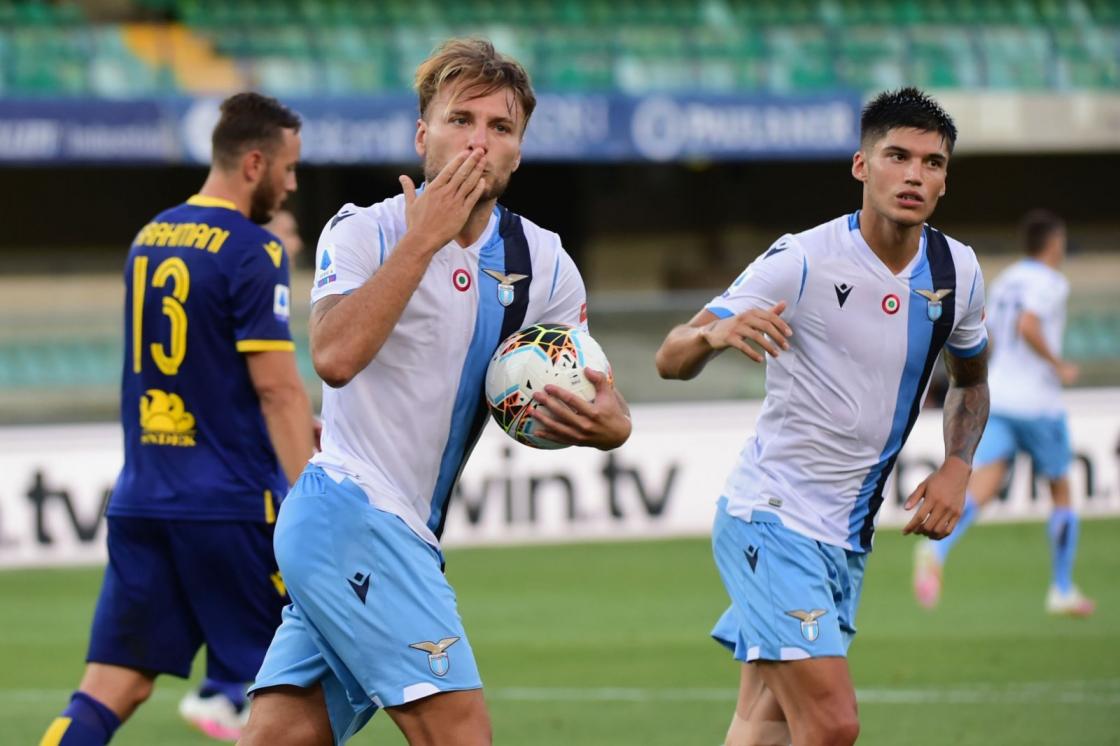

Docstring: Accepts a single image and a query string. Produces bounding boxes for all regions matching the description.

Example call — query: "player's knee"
[809,710,859,746]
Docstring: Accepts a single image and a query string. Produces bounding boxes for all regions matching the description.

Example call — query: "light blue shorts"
[973,413,1072,479]
[711,498,867,662]
[250,466,481,744]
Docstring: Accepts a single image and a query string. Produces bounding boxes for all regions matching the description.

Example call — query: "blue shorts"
[974,413,1072,479]
[251,466,481,744]
[711,499,867,662]
[87,517,287,681]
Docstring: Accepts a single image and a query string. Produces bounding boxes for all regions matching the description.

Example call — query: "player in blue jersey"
[238,39,631,746]
[914,209,1095,616]
[656,89,990,746]
[39,93,316,746]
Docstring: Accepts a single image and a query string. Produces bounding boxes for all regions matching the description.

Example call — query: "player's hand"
[902,456,971,539]
[1056,360,1080,386]
[700,301,791,364]
[399,148,488,250]
[530,368,632,450]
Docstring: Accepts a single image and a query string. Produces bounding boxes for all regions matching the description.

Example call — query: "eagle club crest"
[914,288,953,321]
[785,609,828,642]
[409,637,461,677]
[482,269,528,307]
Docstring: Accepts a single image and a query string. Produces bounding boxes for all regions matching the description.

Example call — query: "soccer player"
[656,88,989,746]
[913,210,1095,616]
[239,38,631,746]
[39,93,316,746]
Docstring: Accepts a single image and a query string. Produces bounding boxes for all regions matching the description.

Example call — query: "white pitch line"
[3,681,1119,707]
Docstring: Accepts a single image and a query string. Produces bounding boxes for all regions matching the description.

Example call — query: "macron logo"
[348,572,370,604]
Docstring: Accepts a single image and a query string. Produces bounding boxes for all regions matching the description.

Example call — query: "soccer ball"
[484,323,612,450]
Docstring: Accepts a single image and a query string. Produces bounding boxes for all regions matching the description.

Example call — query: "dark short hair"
[860,87,957,153]
[1021,209,1065,256]
[211,92,301,170]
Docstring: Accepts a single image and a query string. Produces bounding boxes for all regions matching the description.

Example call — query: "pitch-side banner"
[0,389,1117,567]
[0,93,859,164]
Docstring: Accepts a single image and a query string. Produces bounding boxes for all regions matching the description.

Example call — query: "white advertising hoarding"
[1,390,1117,567]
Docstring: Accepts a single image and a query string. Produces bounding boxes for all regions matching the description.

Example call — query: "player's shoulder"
[927,224,977,261]
[499,205,561,249]
[788,214,851,257]
[321,195,406,246]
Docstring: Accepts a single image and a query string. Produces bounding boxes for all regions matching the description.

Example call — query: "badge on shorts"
[785,609,828,642]
[409,637,461,677]
[482,269,528,307]
[914,288,953,321]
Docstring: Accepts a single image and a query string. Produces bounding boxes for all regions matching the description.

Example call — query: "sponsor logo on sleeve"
[274,284,291,321]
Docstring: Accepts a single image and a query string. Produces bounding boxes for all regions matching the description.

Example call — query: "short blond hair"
[414,38,536,134]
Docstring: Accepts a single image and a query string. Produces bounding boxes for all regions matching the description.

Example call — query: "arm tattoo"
[942,347,990,464]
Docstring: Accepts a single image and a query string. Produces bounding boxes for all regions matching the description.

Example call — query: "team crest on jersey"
[482,269,528,307]
[881,293,900,315]
[914,288,953,321]
[785,609,828,642]
[409,637,460,677]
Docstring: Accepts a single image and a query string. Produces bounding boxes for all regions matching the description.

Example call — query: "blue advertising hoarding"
[0,92,860,164]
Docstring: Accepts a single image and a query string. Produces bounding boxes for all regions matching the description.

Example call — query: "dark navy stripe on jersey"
[851,227,958,551]
[428,206,531,539]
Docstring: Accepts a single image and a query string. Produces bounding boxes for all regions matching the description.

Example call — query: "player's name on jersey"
[133,221,230,253]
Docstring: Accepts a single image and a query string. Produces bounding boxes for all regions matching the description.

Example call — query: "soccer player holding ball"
[657,89,990,746]
[240,38,630,746]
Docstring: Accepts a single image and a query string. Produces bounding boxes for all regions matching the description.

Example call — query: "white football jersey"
[985,259,1069,418]
[310,195,588,548]
[708,212,988,552]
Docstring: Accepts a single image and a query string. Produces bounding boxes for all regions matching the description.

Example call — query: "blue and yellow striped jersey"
[110,195,293,522]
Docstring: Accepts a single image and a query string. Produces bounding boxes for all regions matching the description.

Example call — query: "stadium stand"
[1,0,1118,95]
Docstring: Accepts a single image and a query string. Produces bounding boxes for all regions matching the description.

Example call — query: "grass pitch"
[3,519,1118,745]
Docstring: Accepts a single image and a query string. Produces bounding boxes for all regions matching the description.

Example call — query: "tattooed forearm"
[942,346,990,464]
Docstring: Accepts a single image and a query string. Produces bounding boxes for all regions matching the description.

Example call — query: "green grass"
[3,520,1119,745]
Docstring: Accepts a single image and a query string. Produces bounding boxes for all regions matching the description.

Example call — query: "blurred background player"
[239,38,631,745]
[656,88,989,746]
[266,208,305,263]
[38,93,316,746]
[914,209,1095,616]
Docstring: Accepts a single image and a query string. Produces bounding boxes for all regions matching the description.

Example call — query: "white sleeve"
[705,235,806,320]
[310,208,384,305]
[1020,272,1064,319]
[946,258,989,358]
[539,247,589,333]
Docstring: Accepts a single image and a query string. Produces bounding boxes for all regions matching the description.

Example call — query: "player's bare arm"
[655,301,791,380]
[530,368,632,450]
[311,149,487,387]
[1018,310,1079,385]
[246,350,316,485]
[903,346,990,539]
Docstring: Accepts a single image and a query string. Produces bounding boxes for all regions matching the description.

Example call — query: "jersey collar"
[187,194,239,211]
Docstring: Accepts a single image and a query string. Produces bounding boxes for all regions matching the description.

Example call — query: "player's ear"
[851,150,867,183]
[415,118,427,159]
[242,149,265,184]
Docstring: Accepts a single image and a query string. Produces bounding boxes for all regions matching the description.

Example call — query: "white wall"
[1,389,1117,567]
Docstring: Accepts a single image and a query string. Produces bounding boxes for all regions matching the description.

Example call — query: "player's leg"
[385,689,491,746]
[913,415,1014,608]
[40,517,202,745]
[170,519,290,740]
[723,663,789,746]
[239,685,333,746]
[1025,415,1096,616]
[710,499,860,746]
[754,658,858,746]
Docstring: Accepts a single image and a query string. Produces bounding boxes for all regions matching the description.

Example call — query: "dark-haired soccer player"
[657,88,990,746]
[39,93,316,746]
[914,209,1095,616]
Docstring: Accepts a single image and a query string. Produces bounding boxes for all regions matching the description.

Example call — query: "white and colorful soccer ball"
[484,323,612,450]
